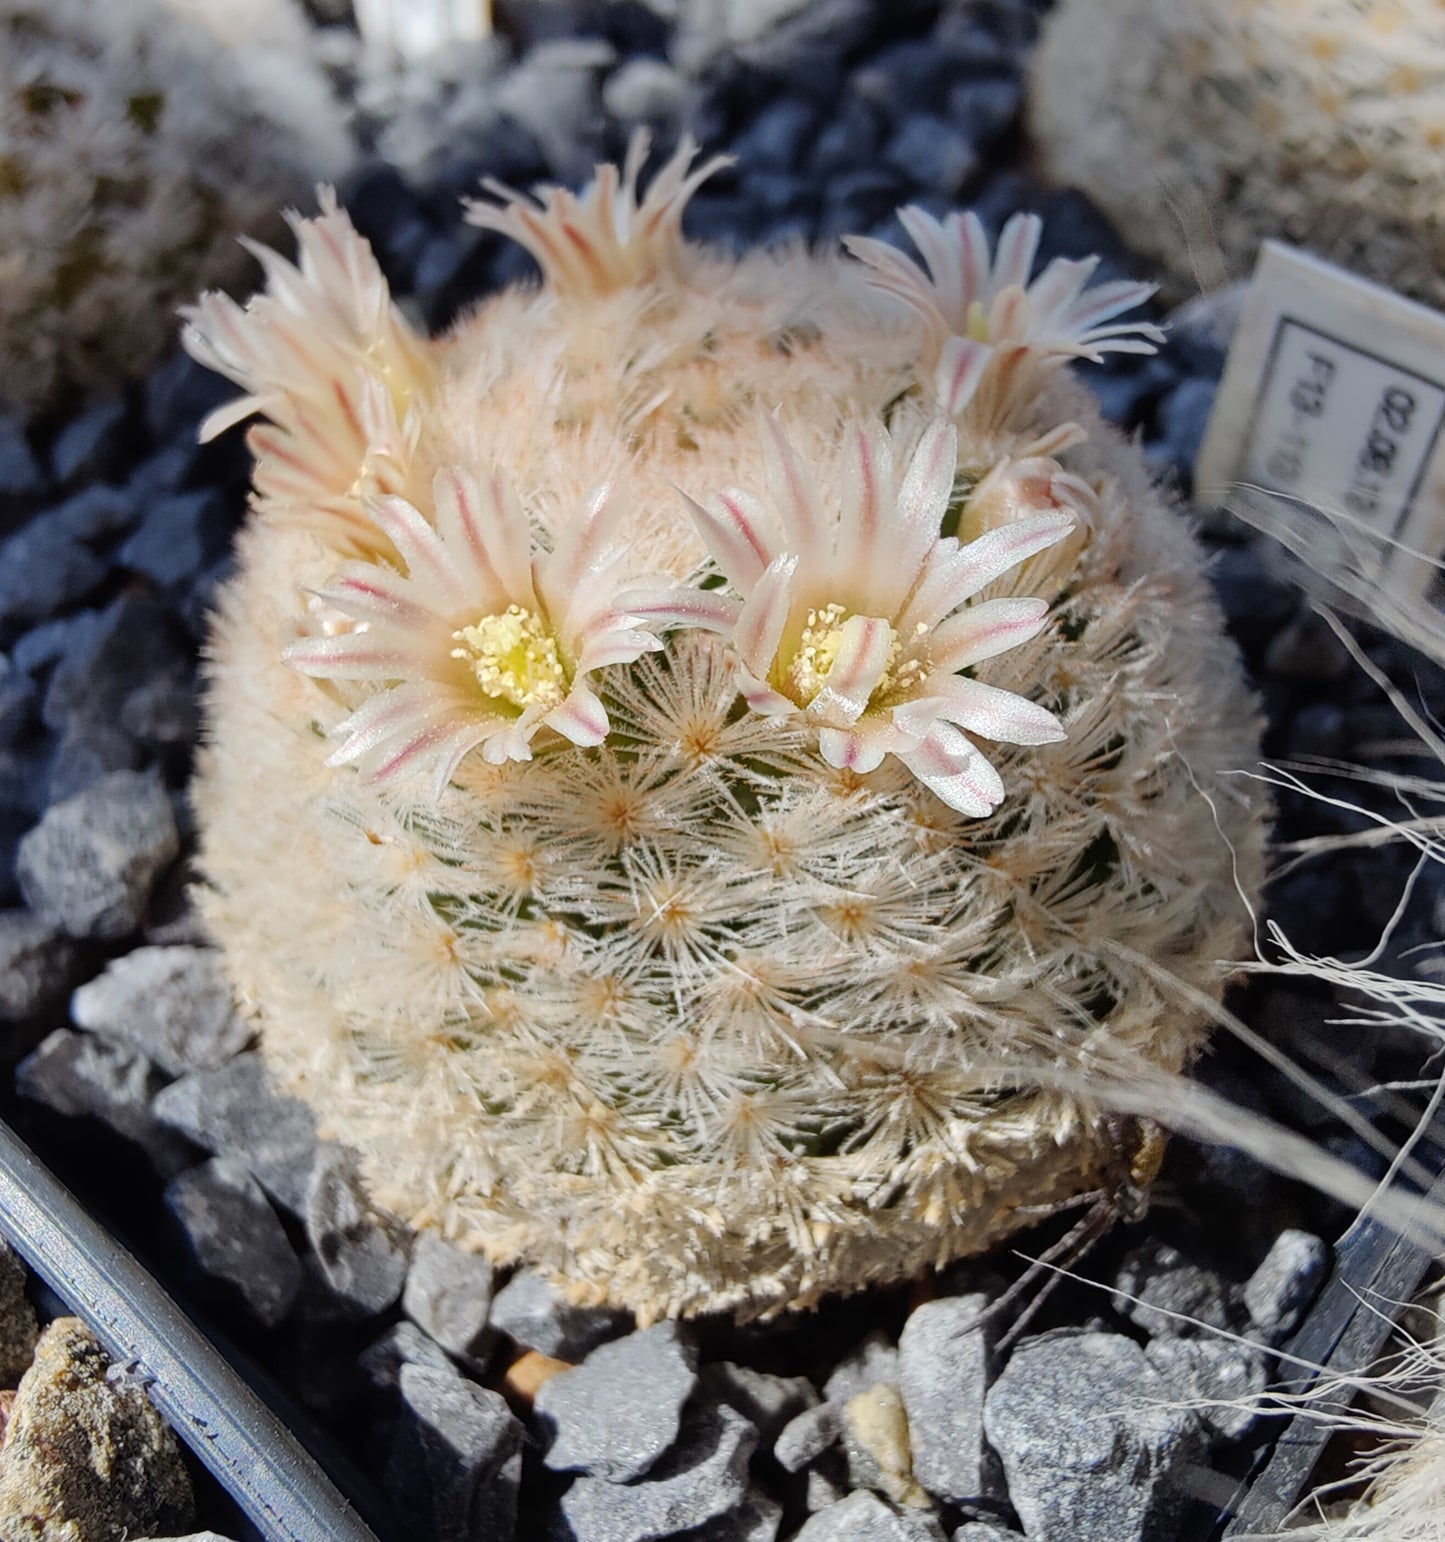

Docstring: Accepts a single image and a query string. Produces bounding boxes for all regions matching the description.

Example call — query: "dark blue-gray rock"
[1114,1238,1239,1337]
[152,1053,320,1214]
[1156,377,1218,478]
[793,1491,944,1542]
[46,721,142,805]
[50,394,129,484]
[11,608,103,676]
[0,660,34,747]
[488,1267,631,1359]
[1288,702,1347,760]
[774,1399,842,1473]
[386,1366,522,1542]
[50,485,140,543]
[824,1331,899,1405]
[0,520,107,631]
[117,490,228,590]
[130,1534,236,1541]
[537,1321,697,1481]
[164,1159,303,1329]
[17,770,178,940]
[0,909,81,1021]
[602,56,688,125]
[732,97,818,172]
[494,38,611,177]
[951,1526,1020,1542]
[1144,1337,1267,1441]
[71,946,249,1076]
[702,1361,817,1442]
[17,1028,193,1175]
[359,1321,459,1398]
[558,1401,756,1542]
[945,76,1021,147]
[144,350,234,442]
[128,442,200,500]
[42,592,188,734]
[1165,282,1249,373]
[810,96,882,179]
[984,1333,1203,1542]
[0,414,44,499]
[121,669,200,749]
[806,1466,847,1512]
[885,115,977,197]
[402,1236,495,1371]
[1244,1230,1329,1342]
[1264,610,1352,683]
[304,1144,410,1318]
[898,1294,995,1503]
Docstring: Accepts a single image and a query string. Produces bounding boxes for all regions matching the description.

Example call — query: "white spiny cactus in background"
[0,0,351,416]
[1028,0,1445,305]
[184,138,1266,1320]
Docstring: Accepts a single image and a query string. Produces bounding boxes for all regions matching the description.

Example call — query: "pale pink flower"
[182,189,433,556]
[283,468,682,794]
[845,208,1163,421]
[629,418,1078,816]
[464,131,731,297]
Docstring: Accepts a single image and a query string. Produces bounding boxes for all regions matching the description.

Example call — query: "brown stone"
[0,1317,193,1541]
[502,1348,571,1410]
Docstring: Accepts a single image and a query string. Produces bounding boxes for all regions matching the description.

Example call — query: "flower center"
[786,604,931,708]
[451,605,566,710]
[965,298,991,343]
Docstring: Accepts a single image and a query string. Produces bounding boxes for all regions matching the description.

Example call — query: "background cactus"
[1028,0,1445,304]
[0,0,352,417]
[184,142,1266,1320]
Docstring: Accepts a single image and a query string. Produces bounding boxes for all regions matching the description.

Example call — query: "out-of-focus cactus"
[183,140,1265,1320]
[0,0,352,416]
[1029,0,1445,303]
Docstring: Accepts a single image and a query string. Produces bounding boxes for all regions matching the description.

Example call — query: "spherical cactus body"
[1030,0,1445,304]
[185,140,1266,1319]
[0,0,351,415]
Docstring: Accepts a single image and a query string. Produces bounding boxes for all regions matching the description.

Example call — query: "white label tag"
[1196,242,1445,609]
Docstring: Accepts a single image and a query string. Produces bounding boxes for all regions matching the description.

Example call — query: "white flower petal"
[806,614,895,728]
[921,675,1066,746]
[619,585,742,634]
[734,555,797,678]
[817,726,890,774]
[896,721,1006,816]
[545,684,610,747]
[761,415,828,569]
[936,335,993,417]
[899,510,1074,634]
[680,489,774,591]
[928,597,1051,672]
[283,632,424,681]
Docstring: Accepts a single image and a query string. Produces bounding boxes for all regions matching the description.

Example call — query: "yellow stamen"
[786,605,927,706]
[451,605,566,709]
[965,298,991,343]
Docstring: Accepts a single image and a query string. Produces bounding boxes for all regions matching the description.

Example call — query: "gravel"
[897,1293,995,1504]
[0,909,80,1021]
[303,1144,411,1318]
[402,1236,496,1372]
[775,1400,843,1474]
[793,1491,943,1542]
[1244,1228,1330,1342]
[488,1266,631,1360]
[536,1321,698,1481]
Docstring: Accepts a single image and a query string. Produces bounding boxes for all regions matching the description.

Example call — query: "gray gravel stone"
[984,1333,1203,1542]
[806,1466,847,1511]
[898,1294,994,1503]
[538,1321,697,1481]
[17,771,178,940]
[823,1330,899,1405]
[1144,1337,1268,1441]
[951,1526,1020,1542]
[151,1053,319,1213]
[558,1401,756,1542]
[702,1360,817,1442]
[304,1144,410,1317]
[489,1266,631,1359]
[602,56,688,124]
[775,1399,842,1472]
[17,1028,192,1175]
[704,1492,783,1541]
[359,1321,459,1398]
[0,909,81,1021]
[164,1159,302,1329]
[1244,1229,1329,1342]
[71,946,249,1076]
[0,519,106,630]
[793,1491,944,1542]
[403,1235,494,1371]
[1114,1239,1238,1337]
[386,1365,522,1542]
[46,721,142,804]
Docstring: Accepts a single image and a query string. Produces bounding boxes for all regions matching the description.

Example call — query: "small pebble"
[386,1366,523,1542]
[304,1145,410,1318]
[71,945,249,1076]
[702,1360,817,1442]
[1244,1229,1329,1342]
[794,1490,945,1542]
[402,1235,495,1371]
[775,1399,842,1472]
[898,1293,995,1503]
[152,1053,319,1213]
[823,1330,899,1405]
[537,1321,697,1481]
[488,1266,631,1359]
[1114,1238,1239,1337]
[558,1400,757,1542]
[358,1321,458,1399]
[1144,1337,1267,1441]
[984,1332,1203,1542]
[16,770,178,941]
[842,1383,928,1508]
[0,910,81,1022]
[164,1159,303,1329]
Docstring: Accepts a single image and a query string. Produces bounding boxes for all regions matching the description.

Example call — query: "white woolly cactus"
[184,138,1266,1320]
[0,0,351,416]
[1029,0,1445,304]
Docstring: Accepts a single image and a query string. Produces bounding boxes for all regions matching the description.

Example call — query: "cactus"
[1029,0,1445,304]
[183,139,1266,1320]
[0,0,351,416]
